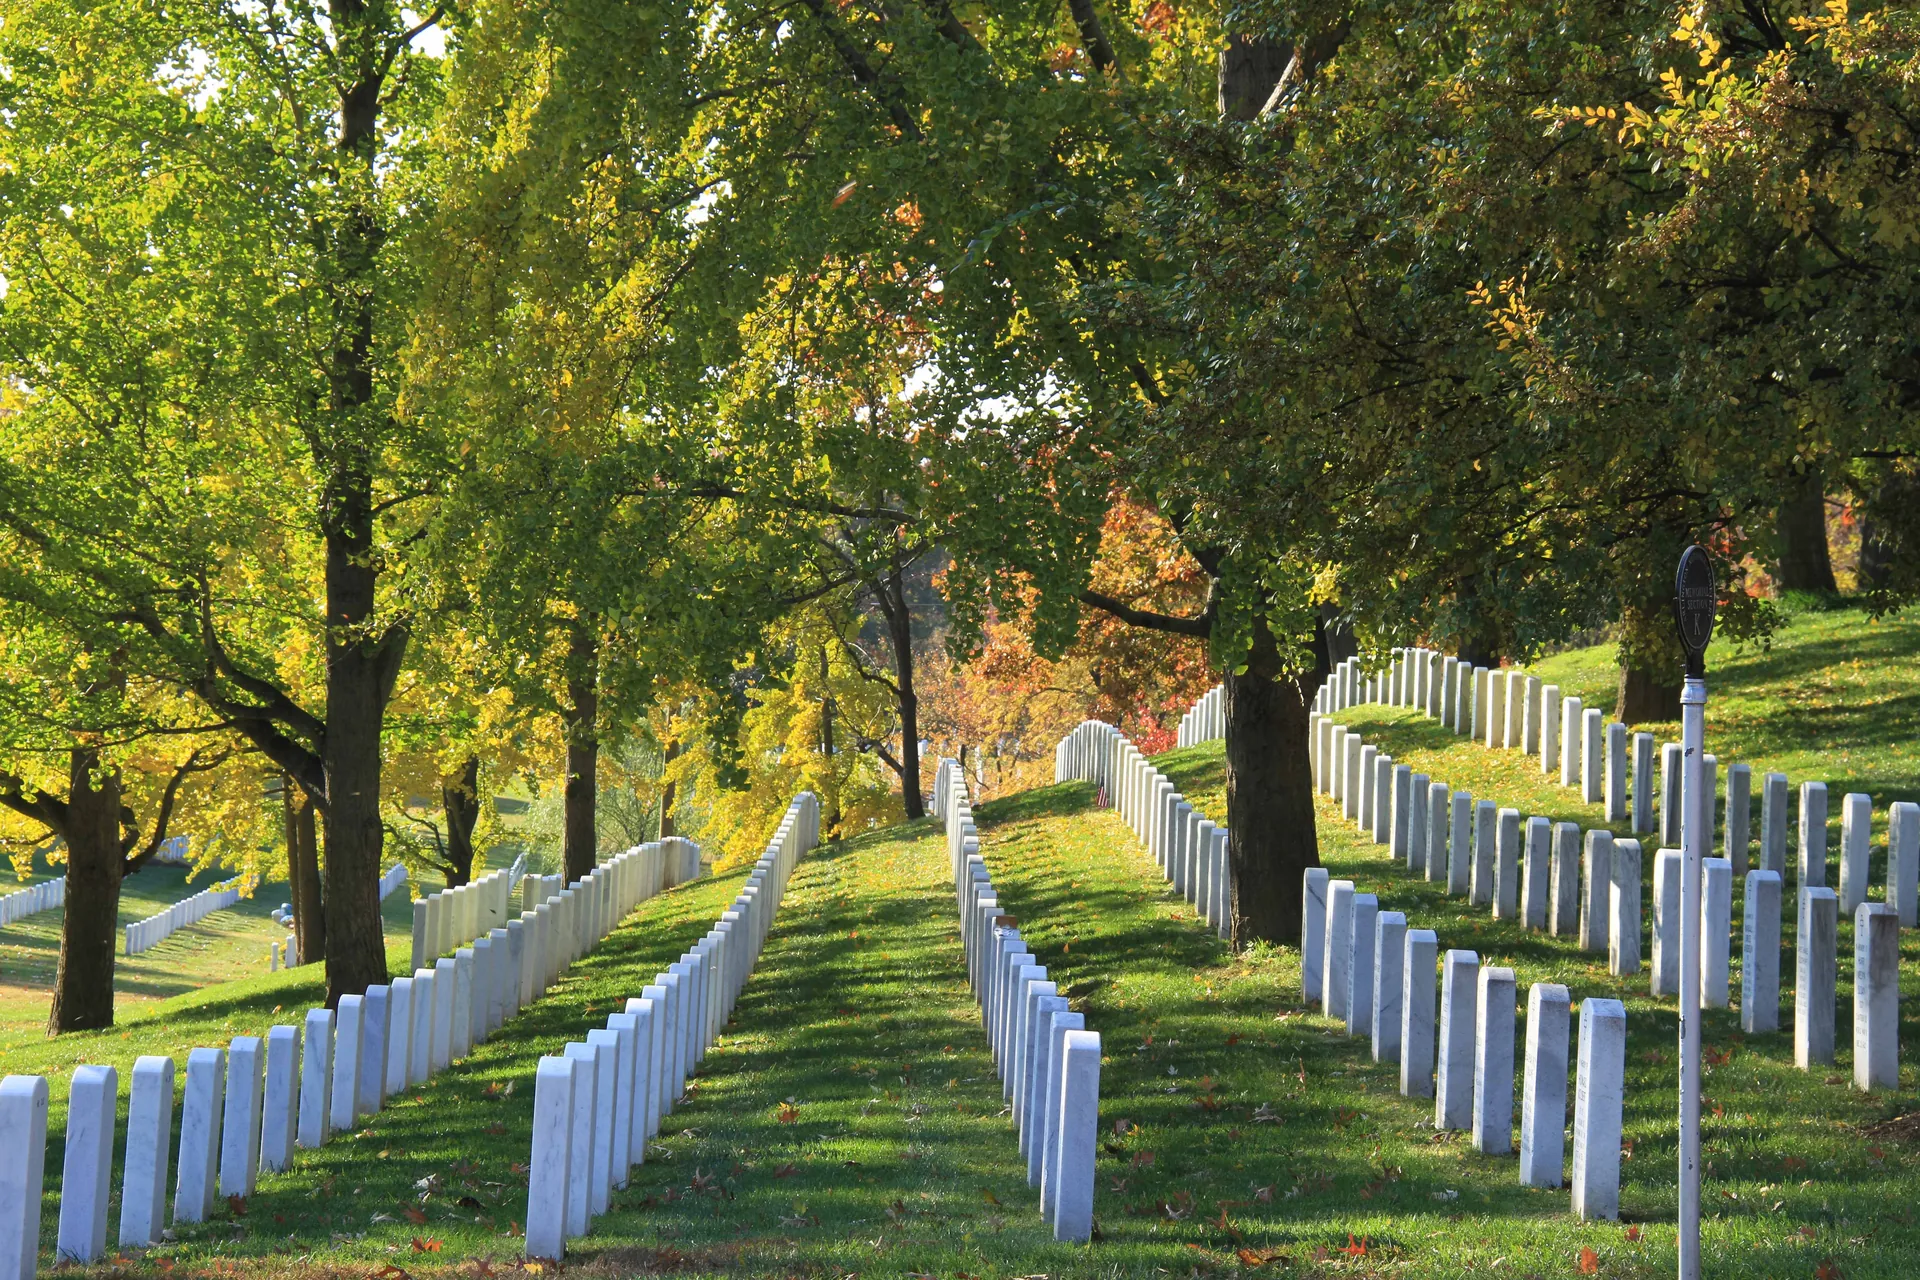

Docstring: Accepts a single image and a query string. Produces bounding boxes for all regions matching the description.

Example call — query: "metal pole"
[1678,674,1707,1280]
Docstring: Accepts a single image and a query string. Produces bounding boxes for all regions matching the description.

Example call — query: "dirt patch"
[1861,1112,1920,1144]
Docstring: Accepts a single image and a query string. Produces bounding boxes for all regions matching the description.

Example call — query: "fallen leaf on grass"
[1236,1247,1288,1268]
[1340,1235,1369,1258]
[1816,1259,1845,1280]
[411,1238,441,1253]
[403,1207,428,1225]
[773,1163,798,1178]
[1625,1226,1642,1242]
[1577,1246,1599,1274]
[777,1101,800,1124]
[227,1195,247,1217]
[979,1188,1000,1205]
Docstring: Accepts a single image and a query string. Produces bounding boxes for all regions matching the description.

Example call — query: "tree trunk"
[563,620,599,884]
[49,749,123,1035]
[818,647,840,839]
[288,781,324,965]
[880,563,926,820]
[1858,515,1893,589]
[320,544,395,1003]
[1218,36,1290,119]
[1776,464,1837,593]
[1616,664,1681,724]
[440,754,480,888]
[659,738,679,840]
[313,39,404,1008]
[1223,616,1323,949]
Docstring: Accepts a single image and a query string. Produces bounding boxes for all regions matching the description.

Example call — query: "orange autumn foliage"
[918,498,1214,800]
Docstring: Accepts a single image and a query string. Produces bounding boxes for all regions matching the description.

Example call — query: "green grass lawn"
[0,858,417,1050]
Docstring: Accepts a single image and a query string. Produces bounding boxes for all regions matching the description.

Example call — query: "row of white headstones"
[0,838,700,1280]
[1310,643,1910,1082]
[1054,721,1233,938]
[1328,650,1920,918]
[1059,721,1628,1220]
[935,758,1103,1244]
[0,876,62,926]
[1194,657,1919,928]
[124,878,244,955]
[409,851,546,973]
[1061,715,1633,1219]
[1305,864,1629,1217]
[523,794,820,1261]
[1313,708,1905,1087]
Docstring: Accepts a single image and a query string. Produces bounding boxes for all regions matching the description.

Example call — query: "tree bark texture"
[1223,616,1324,948]
[1218,35,1290,119]
[818,647,840,838]
[659,738,679,840]
[1616,664,1682,724]
[563,621,600,884]
[320,533,395,1001]
[440,754,480,888]
[1775,464,1837,593]
[287,781,325,964]
[875,557,926,821]
[48,749,123,1035]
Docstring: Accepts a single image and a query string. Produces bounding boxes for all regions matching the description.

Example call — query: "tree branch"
[1079,587,1215,637]
[798,0,925,140]
[0,769,68,836]
[1065,0,1117,75]
[124,744,235,871]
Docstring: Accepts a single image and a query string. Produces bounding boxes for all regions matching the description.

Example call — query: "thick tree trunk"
[288,782,324,965]
[563,621,599,884]
[1218,36,1290,119]
[311,12,408,1009]
[1616,664,1681,724]
[321,538,395,1003]
[440,754,480,888]
[881,567,926,821]
[49,749,123,1034]
[1776,465,1837,593]
[1223,616,1324,948]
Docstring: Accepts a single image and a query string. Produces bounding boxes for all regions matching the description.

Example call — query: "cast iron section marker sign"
[1674,545,1716,676]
